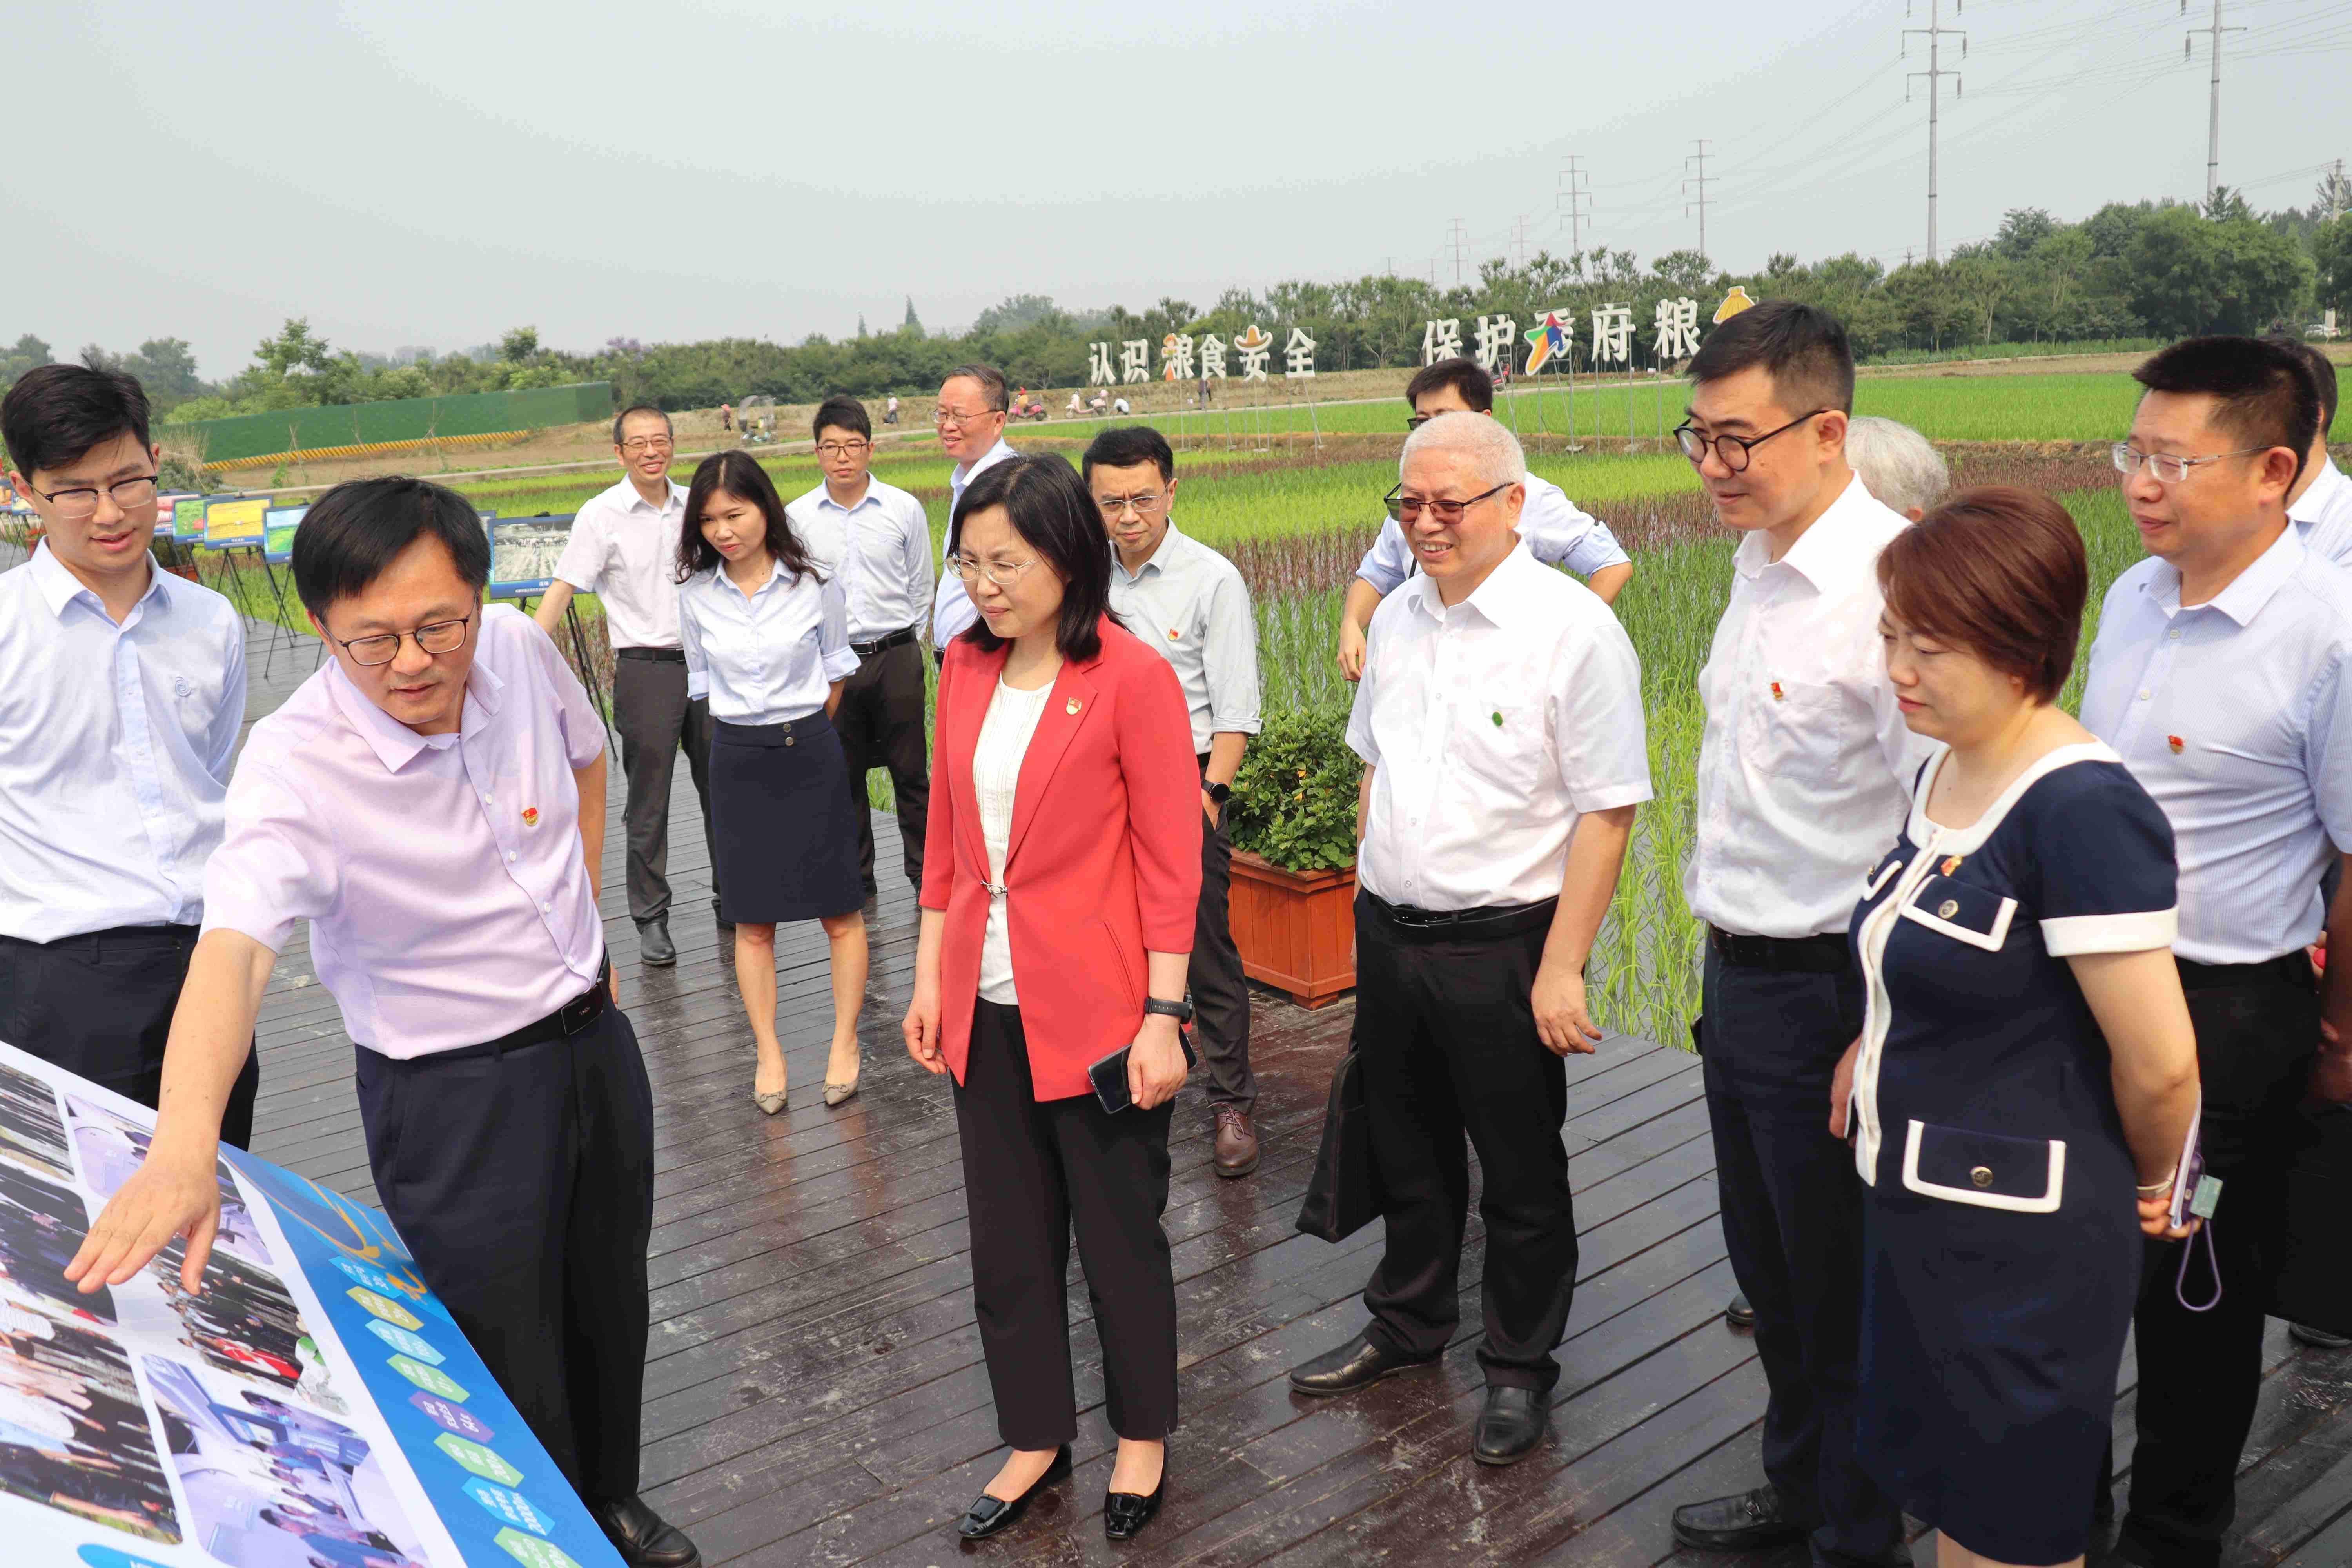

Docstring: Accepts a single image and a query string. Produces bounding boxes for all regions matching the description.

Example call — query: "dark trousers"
[2120,959,2320,1568]
[834,636,929,893]
[0,925,259,1149]
[951,1000,1178,1448]
[1193,793,1253,1110]
[1700,948,1902,1567]
[1356,893,1578,1392]
[354,1002,657,1501]
[611,654,715,924]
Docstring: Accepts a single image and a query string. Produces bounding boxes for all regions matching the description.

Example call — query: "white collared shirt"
[678,560,859,726]
[930,439,1020,645]
[2082,524,2352,964]
[2292,458,2352,568]
[550,476,690,649]
[1355,472,1630,593]
[0,544,247,944]
[201,607,608,1057]
[786,477,934,644]
[1347,542,1652,910]
[1683,472,1926,939]
[1108,522,1261,755]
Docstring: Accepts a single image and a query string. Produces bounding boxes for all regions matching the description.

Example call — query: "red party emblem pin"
[1770,681,1785,702]
[2166,735,2184,755]
[521,806,540,826]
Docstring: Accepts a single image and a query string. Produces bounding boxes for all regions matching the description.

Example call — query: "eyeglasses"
[33,474,160,519]
[2111,442,2269,484]
[816,440,871,459]
[946,554,1041,588]
[1383,481,1512,525]
[1673,410,1830,473]
[618,437,673,455]
[934,407,1002,429]
[1094,492,1166,519]
[331,613,472,667]
[1405,413,1434,430]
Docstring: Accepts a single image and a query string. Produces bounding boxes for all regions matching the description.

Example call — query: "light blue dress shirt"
[1355,472,1630,594]
[0,544,247,943]
[2082,523,2352,965]
[930,439,1020,646]
[1107,521,1262,755]
[785,477,935,644]
[679,559,860,725]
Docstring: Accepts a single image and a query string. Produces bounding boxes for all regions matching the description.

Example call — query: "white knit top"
[973,677,1055,1003]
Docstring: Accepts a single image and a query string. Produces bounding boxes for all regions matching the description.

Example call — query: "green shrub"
[1228,707,1362,873]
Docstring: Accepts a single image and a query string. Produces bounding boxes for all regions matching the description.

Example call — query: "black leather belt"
[1365,892,1557,942]
[2176,952,2317,991]
[852,626,918,658]
[615,647,685,662]
[1708,925,1852,975]
[415,971,611,1063]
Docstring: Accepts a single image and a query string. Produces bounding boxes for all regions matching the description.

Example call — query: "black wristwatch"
[1144,996,1195,1024]
[1204,781,1232,805]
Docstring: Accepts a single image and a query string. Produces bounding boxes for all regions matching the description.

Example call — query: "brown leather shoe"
[1213,1105,1259,1178]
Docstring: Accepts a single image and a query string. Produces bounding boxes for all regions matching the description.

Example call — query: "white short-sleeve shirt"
[550,476,690,649]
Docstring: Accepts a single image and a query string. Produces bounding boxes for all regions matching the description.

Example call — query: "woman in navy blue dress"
[1835,488,2202,1568]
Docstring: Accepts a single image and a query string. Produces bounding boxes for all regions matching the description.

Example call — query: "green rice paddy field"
[182,363,2232,1051]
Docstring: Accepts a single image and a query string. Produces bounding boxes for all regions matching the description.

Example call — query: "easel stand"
[518,593,621,758]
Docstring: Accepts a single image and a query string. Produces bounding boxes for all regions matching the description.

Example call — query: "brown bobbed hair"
[1876,485,2088,706]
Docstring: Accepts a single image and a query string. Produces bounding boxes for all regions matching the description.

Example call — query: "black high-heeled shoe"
[954,1445,1072,1542]
[1103,1473,1165,1542]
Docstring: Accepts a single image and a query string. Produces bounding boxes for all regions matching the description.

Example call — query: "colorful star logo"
[1522,310,1572,374]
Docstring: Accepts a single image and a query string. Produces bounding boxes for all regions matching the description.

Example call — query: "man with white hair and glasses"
[1287,410,1651,1469]
[927,364,1020,658]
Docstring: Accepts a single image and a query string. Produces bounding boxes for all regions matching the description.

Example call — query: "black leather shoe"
[637,916,676,967]
[1472,1385,1549,1466]
[1103,1475,1165,1541]
[1671,1485,1808,1552]
[954,1445,1072,1541]
[592,1495,699,1567]
[1288,1334,1440,1396]
[2293,1321,2352,1349]
[1724,1292,1756,1329]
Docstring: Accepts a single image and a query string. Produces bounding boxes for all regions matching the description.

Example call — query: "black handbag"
[1296,1045,1382,1242]
[2267,1099,2352,1336]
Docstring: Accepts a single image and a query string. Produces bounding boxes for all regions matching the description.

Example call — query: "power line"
[2184,0,2246,201]
[1683,139,1712,260]
[1904,0,1967,261]
[1557,158,1593,253]
[1446,218,1469,286]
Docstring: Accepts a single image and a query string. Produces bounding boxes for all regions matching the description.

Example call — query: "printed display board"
[201,499,269,551]
[263,507,307,566]
[169,497,208,544]
[0,1040,622,1568]
[487,517,573,601]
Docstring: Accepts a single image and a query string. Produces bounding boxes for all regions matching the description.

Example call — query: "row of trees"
[13,188,2352,421]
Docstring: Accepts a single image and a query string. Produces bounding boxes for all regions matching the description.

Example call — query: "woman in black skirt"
[677,450,869,1112]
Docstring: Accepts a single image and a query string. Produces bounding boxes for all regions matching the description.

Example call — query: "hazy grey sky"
[11,0,2349,378]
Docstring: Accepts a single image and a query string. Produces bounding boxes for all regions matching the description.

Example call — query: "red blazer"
[921,616,1203,1099]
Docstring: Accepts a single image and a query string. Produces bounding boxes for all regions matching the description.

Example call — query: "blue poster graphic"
[487,515,574,601]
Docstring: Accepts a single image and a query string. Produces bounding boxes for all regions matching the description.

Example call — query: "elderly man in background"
[927,365,1020,655]
[1841,415,1950,523]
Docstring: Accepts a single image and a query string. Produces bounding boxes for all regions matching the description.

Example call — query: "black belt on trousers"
[2176,951,2316,991]
[1364,891,1557,942]
[614,647,685,663]
[398,968,611,1064]
[851,626,918,658]
[1708,925,1852,975]
[0,922,199,957]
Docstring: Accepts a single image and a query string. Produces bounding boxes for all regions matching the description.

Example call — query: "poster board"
[155,496,200,539]
[263,507,307,566]
[201,498,268,552]
[487,516,573,601]
[0,1040,622,1568]
[169,497,209,544]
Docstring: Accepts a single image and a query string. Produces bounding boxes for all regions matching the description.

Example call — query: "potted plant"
[1225,707,1361,1008]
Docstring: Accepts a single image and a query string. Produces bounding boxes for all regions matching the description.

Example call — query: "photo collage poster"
[0,1041,622,1568]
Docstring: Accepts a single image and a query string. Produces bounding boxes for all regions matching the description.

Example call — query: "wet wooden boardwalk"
[175,587,2352,1567]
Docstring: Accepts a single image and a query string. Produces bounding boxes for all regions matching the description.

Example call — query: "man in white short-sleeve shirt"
[1287,412,1649,1471]
[928,365,1020,652]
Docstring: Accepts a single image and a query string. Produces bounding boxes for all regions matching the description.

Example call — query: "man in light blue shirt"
[928,364,1019,653]
[0,365,257,1143]
[2082,336,2352,1568]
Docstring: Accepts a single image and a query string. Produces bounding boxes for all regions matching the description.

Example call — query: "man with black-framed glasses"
[0,364,260,1145]
[787,394,934,899]
[1670,302,1916,1568]
[927,365,1020,657]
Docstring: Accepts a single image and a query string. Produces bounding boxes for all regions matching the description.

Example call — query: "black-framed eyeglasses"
[1383,481,1513,525]
[1406,413,1434,431]
[331,613,473,667]
[617,437,673,456]
[815,440,872,459]
[33,473,160,520]
[1673,410,1830,473]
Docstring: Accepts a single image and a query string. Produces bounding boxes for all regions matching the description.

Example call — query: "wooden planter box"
[1229,849,1357,1008]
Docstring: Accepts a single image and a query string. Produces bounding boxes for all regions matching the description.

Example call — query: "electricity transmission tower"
[1557,157,1592,252]
[1904,0,1966,263]
[1447,218,1469,285]
[1683,140,1711,261]
[2184,0,2243,203]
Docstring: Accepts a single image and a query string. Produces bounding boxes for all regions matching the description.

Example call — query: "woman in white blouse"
[675,451,868,1112]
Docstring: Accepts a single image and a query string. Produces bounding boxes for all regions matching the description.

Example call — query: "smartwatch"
[1204,781,1232,805]
[1144,996,1195,1025]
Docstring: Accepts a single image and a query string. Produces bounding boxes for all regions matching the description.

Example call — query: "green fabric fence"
[168,383,615,466]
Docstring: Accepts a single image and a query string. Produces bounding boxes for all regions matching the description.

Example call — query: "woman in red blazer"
[902,453,1202,1545]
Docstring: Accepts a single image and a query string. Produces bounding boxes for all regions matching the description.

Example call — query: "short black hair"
[1404,357,1494,414]
[812,394,871,442]
[950,454,1108,663]
[1686,300,1857,415]
[2267,333,2339,430]
[612,404,671,446]
[2134,335,2319,488]
[675,450,821,585]
[292,477,490,620]
[1082,425,1174,484]
[2,363,152,477]
[942,363,1009,412]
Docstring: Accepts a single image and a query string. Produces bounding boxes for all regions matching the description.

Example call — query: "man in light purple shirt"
[66,477,696,1568]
